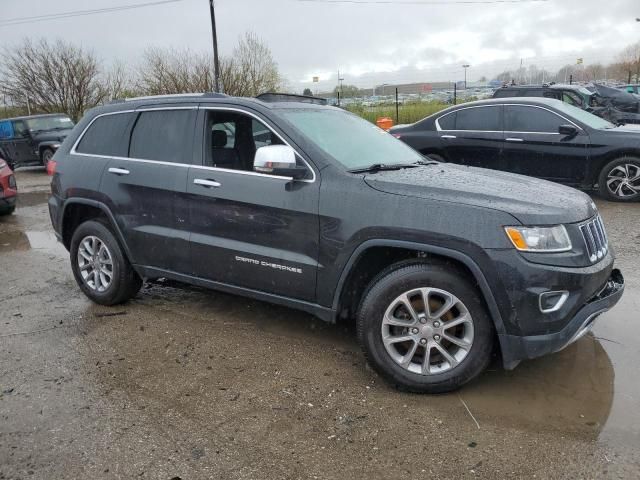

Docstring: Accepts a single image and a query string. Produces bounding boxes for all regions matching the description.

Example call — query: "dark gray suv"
[48,93,624,393]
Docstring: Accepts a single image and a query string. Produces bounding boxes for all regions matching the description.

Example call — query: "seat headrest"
[212,130,227,148]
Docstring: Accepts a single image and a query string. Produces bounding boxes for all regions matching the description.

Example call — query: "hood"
[364,163,596,225]
[31,128,72,143]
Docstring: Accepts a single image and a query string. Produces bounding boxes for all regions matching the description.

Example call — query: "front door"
[502,105,590,183]
[9,121,36,166]
[186,108,320,302]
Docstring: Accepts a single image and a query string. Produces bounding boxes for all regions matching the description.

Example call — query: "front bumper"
[499,269,624,369]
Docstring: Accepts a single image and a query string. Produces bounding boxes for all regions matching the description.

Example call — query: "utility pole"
[208,0,221,93]
[338,69,344,99]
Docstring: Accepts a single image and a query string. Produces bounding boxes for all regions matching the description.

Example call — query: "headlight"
[504,225,572,252]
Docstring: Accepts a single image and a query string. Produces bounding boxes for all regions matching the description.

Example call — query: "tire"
[597,157,640,202]
[0,205,15,216]
[41,148,54,168]
[357,262,493,393]
[70,220,142,305]
[425,153,445,162]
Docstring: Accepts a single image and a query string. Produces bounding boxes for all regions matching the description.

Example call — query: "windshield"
[553,101,615,129]
[280,108,423,170]
[25,116,74,132]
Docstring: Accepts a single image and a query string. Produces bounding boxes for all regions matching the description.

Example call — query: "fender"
[331,239,507,338]
[59,198,135,264]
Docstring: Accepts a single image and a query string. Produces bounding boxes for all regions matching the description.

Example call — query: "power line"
[296,0,548,4]
[0,0,183,27]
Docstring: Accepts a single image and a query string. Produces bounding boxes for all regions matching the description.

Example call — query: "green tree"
[303,88,313,96]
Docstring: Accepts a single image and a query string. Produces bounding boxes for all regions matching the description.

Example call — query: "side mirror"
[254,145,307,179]
[558,124,578,137]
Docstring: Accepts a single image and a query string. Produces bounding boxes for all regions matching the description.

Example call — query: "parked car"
[48,93,624,393]
[618,84,640,95]
[391,97,640,202]
[0,113,75,169]
[493,83,640,125]
[0,154,17,215]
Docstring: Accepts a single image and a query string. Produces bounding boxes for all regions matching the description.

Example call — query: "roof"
[0,113,69,122]
[498,83,586,92]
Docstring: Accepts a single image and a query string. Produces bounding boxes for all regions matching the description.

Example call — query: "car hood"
[31,128,72,143]
[364,163,597,225]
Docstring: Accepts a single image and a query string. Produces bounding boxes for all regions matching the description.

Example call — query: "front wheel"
[41,148,54,168]
[70,220,142,305]
[357,262,494,393]
[598,157,640,202]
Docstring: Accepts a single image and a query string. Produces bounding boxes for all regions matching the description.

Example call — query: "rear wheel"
[598,157,640,202]
[357,262,493,393]
[70,220,142,305]
[0,205,15,216]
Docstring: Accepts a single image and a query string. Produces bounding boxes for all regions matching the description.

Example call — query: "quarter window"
[129,109,196,163]
[437,112,456,130]
[455,106,501,131]
[76,113,135,157]
[505,106,564,133]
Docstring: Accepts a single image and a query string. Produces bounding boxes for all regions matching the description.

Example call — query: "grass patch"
[345,101,451,125]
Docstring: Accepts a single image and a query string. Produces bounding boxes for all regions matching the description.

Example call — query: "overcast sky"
[1,0,639,91]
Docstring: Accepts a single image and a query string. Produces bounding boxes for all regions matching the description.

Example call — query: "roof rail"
[256,93,327,106]
[109,92,228,104]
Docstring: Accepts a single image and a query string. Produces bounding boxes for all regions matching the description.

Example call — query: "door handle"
[505,137,524,142]
[194,178,221,188]
[108,167,130,175]
[441,135,457,139]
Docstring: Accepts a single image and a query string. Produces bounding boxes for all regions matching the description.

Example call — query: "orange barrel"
[376,117,394,130]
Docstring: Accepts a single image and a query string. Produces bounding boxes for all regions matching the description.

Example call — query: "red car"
[0,152,17,216]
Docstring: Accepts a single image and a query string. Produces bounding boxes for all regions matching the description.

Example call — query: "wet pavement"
[1,169,639,479]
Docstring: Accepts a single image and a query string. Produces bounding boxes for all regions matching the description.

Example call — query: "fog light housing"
[539,290,569,313]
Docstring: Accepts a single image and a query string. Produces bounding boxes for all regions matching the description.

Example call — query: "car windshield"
[553,101,616,129]
[279,108,423,170]
[25,116,74,132]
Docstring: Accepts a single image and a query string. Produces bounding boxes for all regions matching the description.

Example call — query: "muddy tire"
[70,220,142,305]
[357,262,493,393]
[597,157,640,202]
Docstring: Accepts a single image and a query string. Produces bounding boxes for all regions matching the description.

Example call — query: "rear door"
[437,105,504,171]
[186,107,320,301]
[97,107,197,273]
[502,104,590,183]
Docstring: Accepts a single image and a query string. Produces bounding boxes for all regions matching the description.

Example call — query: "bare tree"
[136,32,281,97]
[617,42,640,83]
[0,39,108,121]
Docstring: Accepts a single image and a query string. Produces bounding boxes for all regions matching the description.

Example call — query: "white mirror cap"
[254,145,296,173]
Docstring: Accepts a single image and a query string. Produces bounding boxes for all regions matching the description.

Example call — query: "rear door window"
[455,106,501,131]
[505,106,565,133]
[129,109,196,163]
[76,113,135,157]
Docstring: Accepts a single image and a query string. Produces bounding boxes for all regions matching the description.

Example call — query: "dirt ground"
[1,168,639,480]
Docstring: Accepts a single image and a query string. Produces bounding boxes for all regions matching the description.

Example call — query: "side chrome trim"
[70,105,318,184]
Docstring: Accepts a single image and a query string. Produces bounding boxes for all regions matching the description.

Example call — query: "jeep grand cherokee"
[48,93,624,393]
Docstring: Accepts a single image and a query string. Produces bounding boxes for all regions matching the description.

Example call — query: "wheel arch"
[331,240,507,338]
[60,199,134,263]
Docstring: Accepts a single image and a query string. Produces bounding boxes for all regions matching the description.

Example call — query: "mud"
[1,169,639,479]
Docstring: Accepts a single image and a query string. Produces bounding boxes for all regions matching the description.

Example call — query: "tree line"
[0,32,282,121]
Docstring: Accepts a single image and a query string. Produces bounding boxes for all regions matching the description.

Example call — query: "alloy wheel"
[607,163,640,198]
[77,235,114,292]
[381,287,474,375]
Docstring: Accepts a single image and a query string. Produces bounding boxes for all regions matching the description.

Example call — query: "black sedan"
[390,98,640,202]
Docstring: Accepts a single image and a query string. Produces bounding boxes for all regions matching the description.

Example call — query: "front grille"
[580,215,608,263]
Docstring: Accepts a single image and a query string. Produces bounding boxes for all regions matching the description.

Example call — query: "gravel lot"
[1,169,639,479]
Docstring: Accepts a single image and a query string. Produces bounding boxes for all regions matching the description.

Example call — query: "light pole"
[462,64,470,90]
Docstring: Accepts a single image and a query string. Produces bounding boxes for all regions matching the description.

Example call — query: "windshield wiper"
[348,163,420,174]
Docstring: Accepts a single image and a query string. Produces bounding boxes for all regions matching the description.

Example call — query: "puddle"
[0,230,66,256]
